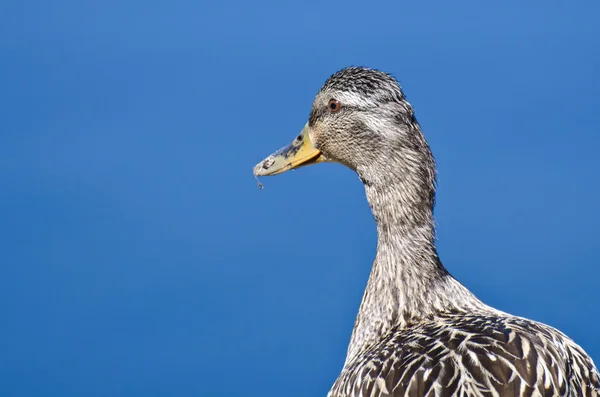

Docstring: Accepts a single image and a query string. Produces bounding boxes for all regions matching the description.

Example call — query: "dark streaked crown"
[320,67,405,102]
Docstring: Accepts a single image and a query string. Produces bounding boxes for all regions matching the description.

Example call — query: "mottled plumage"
[332,313,599,397]
[254,67,599,397]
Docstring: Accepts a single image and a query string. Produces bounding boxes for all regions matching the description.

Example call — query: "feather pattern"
[330,313,599,397]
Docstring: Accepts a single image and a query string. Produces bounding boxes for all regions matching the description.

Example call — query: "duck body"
[330,312,599,397]
[253,67,599,397]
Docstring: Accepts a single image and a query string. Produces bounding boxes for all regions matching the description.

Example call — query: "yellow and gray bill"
[253,123,324,176]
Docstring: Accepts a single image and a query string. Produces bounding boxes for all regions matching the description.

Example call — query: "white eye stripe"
[322,90,387,109]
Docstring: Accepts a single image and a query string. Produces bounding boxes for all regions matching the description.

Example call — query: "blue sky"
[1,1,599,396]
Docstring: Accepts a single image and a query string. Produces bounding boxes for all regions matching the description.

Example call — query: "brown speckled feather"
[330,314,599,397]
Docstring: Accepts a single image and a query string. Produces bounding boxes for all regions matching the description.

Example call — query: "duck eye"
[328,99,341,113]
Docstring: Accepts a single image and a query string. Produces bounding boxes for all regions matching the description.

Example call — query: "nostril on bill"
[262,157,275,169]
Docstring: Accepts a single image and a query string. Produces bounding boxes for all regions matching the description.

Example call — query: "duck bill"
[253,124,324,176]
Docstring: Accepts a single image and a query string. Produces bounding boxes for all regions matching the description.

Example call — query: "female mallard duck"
[253,67,599,397]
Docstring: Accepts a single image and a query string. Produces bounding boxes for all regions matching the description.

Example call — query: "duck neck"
[345,166,485,363]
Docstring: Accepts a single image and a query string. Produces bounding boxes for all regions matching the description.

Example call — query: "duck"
[253,67,599,397]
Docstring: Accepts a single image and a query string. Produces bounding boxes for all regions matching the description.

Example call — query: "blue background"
[1,1,599,396]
